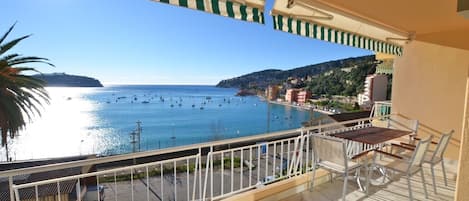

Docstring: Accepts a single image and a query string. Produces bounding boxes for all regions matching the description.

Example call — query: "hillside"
[216,55,375,89]
[306,61,377,96]
[33,73,103,87]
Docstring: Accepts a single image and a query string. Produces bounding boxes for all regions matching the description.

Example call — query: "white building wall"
[358,74,388,108]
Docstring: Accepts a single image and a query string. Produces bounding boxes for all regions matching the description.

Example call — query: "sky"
[2,0,372,85]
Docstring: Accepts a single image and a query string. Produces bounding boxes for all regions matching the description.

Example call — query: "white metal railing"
[2,115,392,201]
[0,128,302,201]
[370,101,392,119]
[201,134,309,200]
[12,154,201,201]
[200,120,387,200]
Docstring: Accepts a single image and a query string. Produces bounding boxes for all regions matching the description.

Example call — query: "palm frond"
[0,53,20,62]
[8,58,55,67]
[0,22,17,44]
[0,35,31,55]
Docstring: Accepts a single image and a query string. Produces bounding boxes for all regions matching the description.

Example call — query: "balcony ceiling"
[310,0,469,51]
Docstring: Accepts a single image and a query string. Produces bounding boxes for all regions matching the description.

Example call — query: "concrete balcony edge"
[222,169,330,201]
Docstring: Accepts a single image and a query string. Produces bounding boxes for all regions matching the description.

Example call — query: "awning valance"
[272,14,402,55]
[153,0,265,24]
[272,0,408,56]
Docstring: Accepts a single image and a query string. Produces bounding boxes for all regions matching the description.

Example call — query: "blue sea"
[2,85,320,161]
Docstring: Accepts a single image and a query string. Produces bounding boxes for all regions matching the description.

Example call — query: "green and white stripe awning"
[152,0,265,24]
[272,14,402,56]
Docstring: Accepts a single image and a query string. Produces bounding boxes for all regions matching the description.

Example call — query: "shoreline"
[266,100,334,115]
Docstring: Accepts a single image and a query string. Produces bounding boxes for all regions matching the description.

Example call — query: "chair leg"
[441,160,448,186]
[381,168,387,184]
[342,171,348,201]
[407,175,413,201]
[355,168,365,192]
[420,170,429,199]
[430,164,437,194]
[365,164,372,195]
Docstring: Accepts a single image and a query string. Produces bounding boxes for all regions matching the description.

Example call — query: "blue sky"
[2,0,372,85]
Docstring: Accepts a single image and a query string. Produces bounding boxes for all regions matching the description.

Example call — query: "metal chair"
[367,136,432,200]
[385,117,419,144]
[394,130,454,194]
[310,134,365,201]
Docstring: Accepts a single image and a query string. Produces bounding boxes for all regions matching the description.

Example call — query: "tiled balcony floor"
[281,160,457,201]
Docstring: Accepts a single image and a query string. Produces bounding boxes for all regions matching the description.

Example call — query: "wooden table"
[329,126,413,189]
[331,126,412,145]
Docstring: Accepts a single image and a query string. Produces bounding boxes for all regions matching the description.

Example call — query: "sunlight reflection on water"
[0,87,116,161]
[0,86,314,161]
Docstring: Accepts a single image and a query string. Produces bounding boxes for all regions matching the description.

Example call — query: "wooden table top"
[331,126,412,145]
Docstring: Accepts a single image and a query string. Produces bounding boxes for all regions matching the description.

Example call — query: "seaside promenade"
[267,100,335,115]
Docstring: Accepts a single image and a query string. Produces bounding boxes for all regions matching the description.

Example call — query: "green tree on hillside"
[306,62,376,96]
[0,24,53,161]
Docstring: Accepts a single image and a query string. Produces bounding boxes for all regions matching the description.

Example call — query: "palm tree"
[0,23,54,161]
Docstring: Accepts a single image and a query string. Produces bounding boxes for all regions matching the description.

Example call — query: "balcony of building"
[224,161,457,201]
[1,100,459,201]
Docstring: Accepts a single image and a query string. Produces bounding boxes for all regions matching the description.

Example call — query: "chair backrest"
[312,134,348,169]
[387,118,419,134]
[432,130,455,159]
[408,136,432,169]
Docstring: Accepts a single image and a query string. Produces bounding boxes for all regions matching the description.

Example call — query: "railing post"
[9,176,14,201]
[173,160,177,201]
[198,147,202,199]
[231,150,234,193]
[57,181,61,201]
[221,151,224,195]
[202,152,211,200]
[210,146,213,199]
[76,179,81,201]
[265,143,269,180]
[370,103,376,119]
[240,147,244,190]
[14,186,20,201]
[192,154,199,201]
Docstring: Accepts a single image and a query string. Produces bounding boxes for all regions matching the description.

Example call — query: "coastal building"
[285,89,299,103]
[285,89,311,104]
[297,90,311,105]
[357,74,388,109]
[265,85,279,101]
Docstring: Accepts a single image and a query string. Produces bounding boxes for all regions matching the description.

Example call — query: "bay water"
[1,85,320,161]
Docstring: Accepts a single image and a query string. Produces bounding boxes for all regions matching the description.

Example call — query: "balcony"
[287,162,456,201]
[0,102,458,201]
[224,156,457,201]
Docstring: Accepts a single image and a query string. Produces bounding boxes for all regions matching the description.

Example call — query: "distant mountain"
[216,55,375,89]
[33,73,103,87]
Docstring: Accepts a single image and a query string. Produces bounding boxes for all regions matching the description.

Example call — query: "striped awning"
[272,15,402,55]
[152,0,265,24]
[272,0,407,56]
